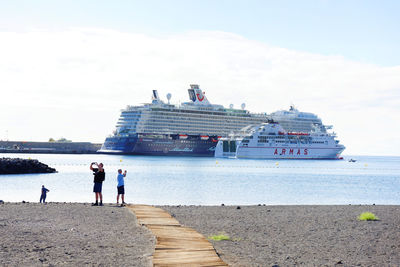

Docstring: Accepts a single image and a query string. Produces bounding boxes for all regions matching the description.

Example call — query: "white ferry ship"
[215,122,345,159]
[99,84,327,156]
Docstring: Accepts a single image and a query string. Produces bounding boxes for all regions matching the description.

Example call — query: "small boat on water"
[215,122,345,159]
[348,159,357,162]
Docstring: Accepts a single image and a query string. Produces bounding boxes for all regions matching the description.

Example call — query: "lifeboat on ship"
[211,136,221,142]
[179,134,188,140]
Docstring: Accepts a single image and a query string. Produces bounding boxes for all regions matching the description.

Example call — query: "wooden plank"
[137,217,181,226]
[154,263,227,267]
[157,239,212,247]
[148,227,206,239]
[156,240,214,250]
[128,205,228,266]
[153,255,227,265]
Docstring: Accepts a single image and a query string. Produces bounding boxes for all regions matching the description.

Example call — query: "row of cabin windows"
[257,136,308,141]
[257,135,288,139]
[147,144,194,147]
[119,117,316,133]
[257,140,327,144]
[257,139,311,144]
[144,113,264,124]
[138,120,255,129]
[121,111,319,127]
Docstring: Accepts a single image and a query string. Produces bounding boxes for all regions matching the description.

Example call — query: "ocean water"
[0,153,399,205]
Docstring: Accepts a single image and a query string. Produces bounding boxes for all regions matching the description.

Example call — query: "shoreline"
[2,201,400,206]
[1,203,399,266]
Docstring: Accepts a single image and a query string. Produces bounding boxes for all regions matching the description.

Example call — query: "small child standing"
[117,169,127,206]
[40,185,50,203]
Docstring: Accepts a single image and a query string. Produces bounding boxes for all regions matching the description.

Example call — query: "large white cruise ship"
[215,122,345,159]
[99,84,326,156]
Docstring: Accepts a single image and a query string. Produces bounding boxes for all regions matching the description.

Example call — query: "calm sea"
[0,153,399,205]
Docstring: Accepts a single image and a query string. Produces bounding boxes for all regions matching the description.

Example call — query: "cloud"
[0,28,399,155]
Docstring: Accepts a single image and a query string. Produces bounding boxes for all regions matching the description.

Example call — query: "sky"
[0,0,399,156]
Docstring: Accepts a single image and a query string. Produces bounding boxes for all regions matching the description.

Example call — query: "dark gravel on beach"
[161,205,400,267]
[0,203,154,267]
[1,203,399,266]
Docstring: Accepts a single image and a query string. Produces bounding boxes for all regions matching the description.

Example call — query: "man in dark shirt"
[90,162,105,206]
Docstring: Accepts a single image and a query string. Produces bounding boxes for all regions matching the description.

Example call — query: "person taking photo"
[90,162,105,206]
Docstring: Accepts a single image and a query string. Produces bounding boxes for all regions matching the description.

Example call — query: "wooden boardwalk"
[128,205,228,266]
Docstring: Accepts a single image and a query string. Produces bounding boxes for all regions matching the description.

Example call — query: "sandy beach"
[1,203,399,266]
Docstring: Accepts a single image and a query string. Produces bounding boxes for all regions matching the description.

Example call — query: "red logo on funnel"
[196,93,204,101]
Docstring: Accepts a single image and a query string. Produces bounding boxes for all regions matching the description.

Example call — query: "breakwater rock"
[0,158,56,174]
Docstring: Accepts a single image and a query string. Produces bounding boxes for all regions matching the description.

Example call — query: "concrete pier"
[0,141,101,154]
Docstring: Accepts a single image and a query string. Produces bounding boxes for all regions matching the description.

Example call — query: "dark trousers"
[40,195,46,203]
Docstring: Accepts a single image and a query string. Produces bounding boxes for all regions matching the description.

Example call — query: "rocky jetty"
[0,158,56,174]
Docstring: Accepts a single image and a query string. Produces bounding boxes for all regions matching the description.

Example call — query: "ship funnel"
[187,84,210,105]
[152,90,161,104]
[241,103,246,110]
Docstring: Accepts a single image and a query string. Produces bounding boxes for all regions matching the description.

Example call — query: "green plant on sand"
[208,233,231,241]
[358,212,379,221]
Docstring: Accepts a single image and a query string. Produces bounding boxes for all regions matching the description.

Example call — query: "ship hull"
[215,141,345,159]
[98,134,217,156]
[236,146,345,159]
